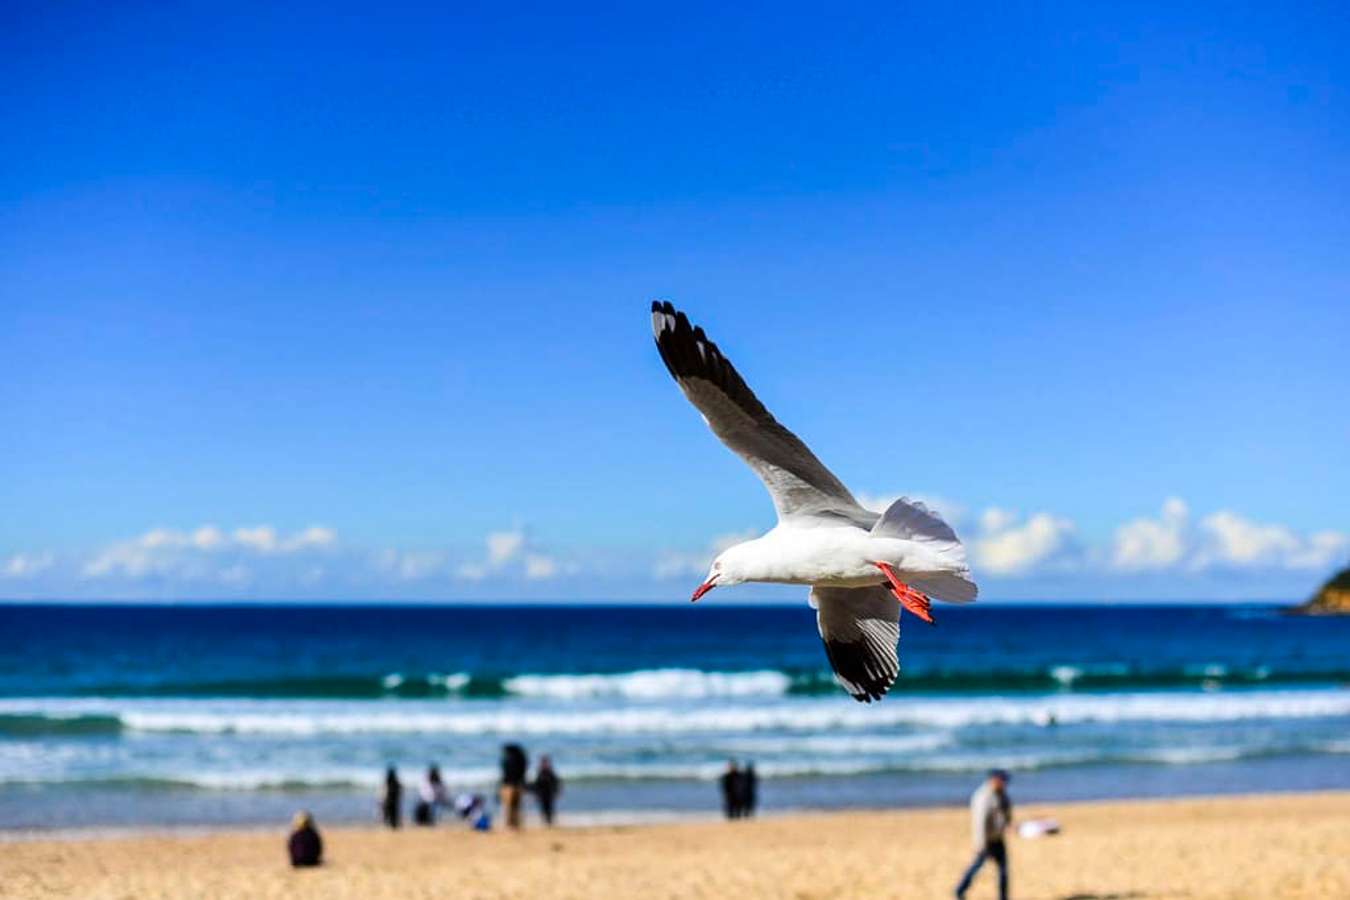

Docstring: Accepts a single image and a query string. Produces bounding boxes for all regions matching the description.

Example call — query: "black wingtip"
[649,300,683,343]
[651,304,725,381]
[823,639,895,703]
[649,302,778,428]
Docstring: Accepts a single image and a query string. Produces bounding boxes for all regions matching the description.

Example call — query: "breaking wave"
[4,688,1349,739]
[14,664,1350,703]
[3,738,1347,793]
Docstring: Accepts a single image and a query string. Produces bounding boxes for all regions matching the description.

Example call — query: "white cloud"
[978,507,1016,535]
[2,552,55,579]
[455,527,571,582]
[971,510,1079,576]
[231,526,277,553]
[225,525,334,554]
[83,524,338,580]
[191,526,226,551]
[524,555,559,579]
[1197,511,1346,571]
[5,499,1344,599]
[131,526,227,553]
[377,549,450,581]
[486,530,526,566]
[1107,499,1347,574]
[284,526,336,552]
[1292,532,1350,570]
[653,498,1343,585]
[1112,497,1189,571]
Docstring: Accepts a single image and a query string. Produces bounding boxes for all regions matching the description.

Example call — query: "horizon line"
[0,597,1301,607]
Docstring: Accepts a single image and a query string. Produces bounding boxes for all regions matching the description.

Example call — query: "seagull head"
[691,546,751,602]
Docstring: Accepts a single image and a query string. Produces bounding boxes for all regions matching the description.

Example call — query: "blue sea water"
[1,602,1348,831]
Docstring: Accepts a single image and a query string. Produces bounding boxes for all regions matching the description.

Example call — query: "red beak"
[691,579,717,602]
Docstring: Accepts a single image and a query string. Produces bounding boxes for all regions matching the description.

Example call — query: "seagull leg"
[873,562,935,626]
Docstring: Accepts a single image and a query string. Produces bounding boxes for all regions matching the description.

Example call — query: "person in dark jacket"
[531,754,562,826]
[287,811,323,868]
[740,762,758,818]
[719,760,742,819]
[380,766,402,829]
[500,743,529,829]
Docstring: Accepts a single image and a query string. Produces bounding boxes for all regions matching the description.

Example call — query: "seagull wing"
[651,301,869,523]
[810,585,901,702]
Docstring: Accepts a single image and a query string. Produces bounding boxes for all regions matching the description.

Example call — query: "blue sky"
[2,2,1347,601]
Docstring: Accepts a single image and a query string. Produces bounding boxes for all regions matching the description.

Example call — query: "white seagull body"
[651,301,978,702]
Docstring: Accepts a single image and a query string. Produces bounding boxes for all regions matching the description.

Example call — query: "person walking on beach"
[531,754,562,826]
[287,810,323,868]
[380,765,402,829]
[719,760,743,819]
[500,743,529,829]
[955,769,1013,900]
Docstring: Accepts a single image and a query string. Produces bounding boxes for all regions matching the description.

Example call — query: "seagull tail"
[905,572,978,604]
[871,498,978,603]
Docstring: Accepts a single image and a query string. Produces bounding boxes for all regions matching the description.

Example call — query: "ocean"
[1,602,1348,832]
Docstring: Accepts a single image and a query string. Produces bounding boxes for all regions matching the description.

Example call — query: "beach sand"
[3,792,1347,899]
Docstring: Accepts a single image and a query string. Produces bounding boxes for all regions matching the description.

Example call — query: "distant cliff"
[1290,566,1350,615]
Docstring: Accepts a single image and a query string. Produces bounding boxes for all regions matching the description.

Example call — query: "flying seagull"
[651,301,978,702]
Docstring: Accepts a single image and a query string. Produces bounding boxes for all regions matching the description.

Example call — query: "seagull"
[651,301,978,702]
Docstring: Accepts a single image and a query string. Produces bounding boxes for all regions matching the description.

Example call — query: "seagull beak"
[691,578,718,603]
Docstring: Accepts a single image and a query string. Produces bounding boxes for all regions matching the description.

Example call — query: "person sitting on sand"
[499,743,529,829]
[381,765,402,829]
[414,764,449,826]
[455,792,493,831]
[287,811,323,868]
[955,769,1013,900]
[530,754,562,826]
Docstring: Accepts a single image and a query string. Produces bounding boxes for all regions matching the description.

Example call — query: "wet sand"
[3,791,1347,899]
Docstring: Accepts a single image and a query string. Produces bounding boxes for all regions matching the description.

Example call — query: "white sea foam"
[720,732,954,756]
[2,689,1348,738]
[427,672,471,690]
[1185,664,1230,678]
[0,755,1094,789]
[1049,666,1082,686]
[164,767,396,791]
[1130,746,1247,765]
[503,669,793,700]
[11,744,1272,791]
[1048,663,1130,686]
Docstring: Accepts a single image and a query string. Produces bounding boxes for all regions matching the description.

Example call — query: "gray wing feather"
[810,585,901,702]
[651,301,870,524]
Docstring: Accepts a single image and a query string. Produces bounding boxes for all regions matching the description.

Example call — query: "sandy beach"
[3,791,1347,899]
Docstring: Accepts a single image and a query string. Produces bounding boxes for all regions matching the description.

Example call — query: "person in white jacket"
[955,769,1012,900]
